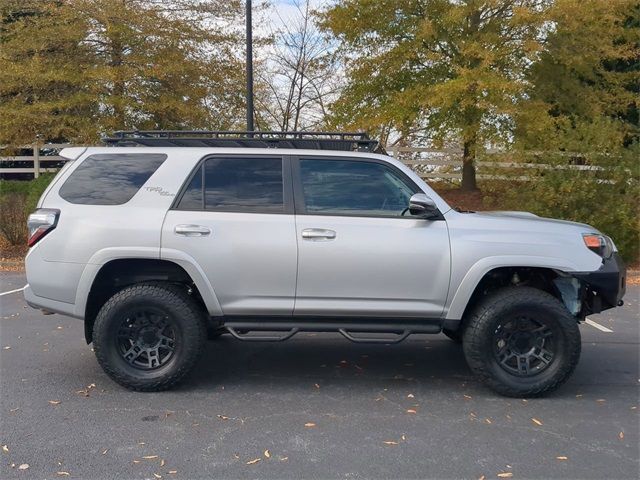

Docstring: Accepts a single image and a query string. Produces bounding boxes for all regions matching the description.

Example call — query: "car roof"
[61,146,396,162]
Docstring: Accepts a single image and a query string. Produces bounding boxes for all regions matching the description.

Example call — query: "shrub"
[0,173,55,246]
[0,192,28,245]
[483,145,640,263]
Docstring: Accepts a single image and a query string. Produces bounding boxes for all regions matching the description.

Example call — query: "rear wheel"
[462,287,581,397]
[93,283,207,391]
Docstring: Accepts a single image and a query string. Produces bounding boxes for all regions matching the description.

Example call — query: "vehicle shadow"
[184,333,477,392]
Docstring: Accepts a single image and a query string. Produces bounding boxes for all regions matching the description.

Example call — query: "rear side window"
[59,154,167,205]
[177,157,284,213]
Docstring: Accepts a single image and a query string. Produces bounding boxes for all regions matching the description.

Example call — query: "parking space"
[1,272,638,479]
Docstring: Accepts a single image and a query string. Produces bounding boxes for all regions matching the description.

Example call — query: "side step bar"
[221,318,442,344]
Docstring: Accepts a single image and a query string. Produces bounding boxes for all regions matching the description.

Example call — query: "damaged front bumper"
[560,253,626,317]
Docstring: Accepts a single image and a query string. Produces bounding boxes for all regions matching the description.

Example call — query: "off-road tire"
[462,287,581,397]
[93,283,207,391]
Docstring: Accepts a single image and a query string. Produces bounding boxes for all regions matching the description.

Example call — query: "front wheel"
[93,283,207,391]
[462,287,581,397]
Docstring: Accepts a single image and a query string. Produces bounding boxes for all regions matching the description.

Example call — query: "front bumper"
[574,252,626,314]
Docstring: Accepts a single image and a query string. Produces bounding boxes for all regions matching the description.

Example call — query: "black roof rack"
[102,130,384,153]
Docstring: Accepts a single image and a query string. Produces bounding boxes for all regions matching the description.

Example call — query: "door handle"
[301,228,336,240]
[174,224,211,237]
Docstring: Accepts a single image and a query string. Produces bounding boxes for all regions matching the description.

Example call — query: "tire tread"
[93,283,207,392]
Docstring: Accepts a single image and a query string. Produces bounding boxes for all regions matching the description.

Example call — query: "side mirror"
[408,193,439,218]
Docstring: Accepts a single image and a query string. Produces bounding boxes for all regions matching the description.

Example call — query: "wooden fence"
[0,143,72,178]
[0,143,607,181]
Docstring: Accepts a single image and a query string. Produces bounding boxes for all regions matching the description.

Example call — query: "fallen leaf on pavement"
[3,346,10,350]
[2,445,8,453]
[478,476,485,480]
[153,474,162,479]
[463,394,472,400]
[401,435,406,441]
[18,464,29,470]
[407,394,414,398]
[49,400,61,405]
[304,422,316,428]
[531,418,543,426]
[142,455,158,459]
[217,415,229,420]
[383,441,398,445]
[160,459,165,467]
[264,450,270,458]
[280,456,288,461]
[246,458,261,465]
[485,418,492,424]
[314,383,320,389]
[169,471,177,474]
[619,431,624,440]
[556,456,568,461]
[102,449,108,455]
[406,409,417,414]
[56,472,70,477]
[497,473,513,478]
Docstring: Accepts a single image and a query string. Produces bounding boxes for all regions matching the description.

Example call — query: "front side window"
[59,153,167,205]
[177,157,284,213]
[299,159,418,217]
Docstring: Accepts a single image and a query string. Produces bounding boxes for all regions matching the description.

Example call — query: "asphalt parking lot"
[1,271,638,480]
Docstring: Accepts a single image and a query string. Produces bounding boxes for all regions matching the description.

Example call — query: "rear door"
[162,155,297,315]
[292,156,451,318]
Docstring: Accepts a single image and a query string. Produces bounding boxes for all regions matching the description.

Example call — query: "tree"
[0,0,247,145]
[255,0,342,131]
[517,0,639,149]
[320,0,553,190]
[0,0,97,145]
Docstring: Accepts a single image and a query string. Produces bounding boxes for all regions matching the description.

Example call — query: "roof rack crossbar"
[103,130,384,153]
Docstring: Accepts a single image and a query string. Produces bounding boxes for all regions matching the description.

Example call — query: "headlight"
[582,233,613,258]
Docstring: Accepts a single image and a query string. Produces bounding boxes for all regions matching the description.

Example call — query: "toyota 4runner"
[24,131,626,396]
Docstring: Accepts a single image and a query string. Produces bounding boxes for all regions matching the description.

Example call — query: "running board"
[221,318,442,344]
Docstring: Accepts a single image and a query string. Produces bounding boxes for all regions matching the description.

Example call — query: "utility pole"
[246,0,254,133]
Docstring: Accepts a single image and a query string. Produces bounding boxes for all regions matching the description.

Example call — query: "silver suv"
[24,131,626,396]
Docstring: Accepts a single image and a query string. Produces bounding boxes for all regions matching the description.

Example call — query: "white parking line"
[0,286,26,297]
[585,318,614,333]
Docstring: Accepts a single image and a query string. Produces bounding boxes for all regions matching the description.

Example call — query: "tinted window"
[177,166,203,210]
[177,157,284,212]
[59,154,166,205]
[299,159,417,216]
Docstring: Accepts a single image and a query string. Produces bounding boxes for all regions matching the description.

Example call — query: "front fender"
[444,255,585,320]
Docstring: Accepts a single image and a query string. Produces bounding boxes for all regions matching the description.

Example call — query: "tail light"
[27,209,60,247]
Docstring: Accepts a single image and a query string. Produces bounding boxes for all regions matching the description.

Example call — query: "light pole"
[246,0,254,133]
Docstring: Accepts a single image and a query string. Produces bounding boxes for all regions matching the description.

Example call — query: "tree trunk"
[461,137,478,191]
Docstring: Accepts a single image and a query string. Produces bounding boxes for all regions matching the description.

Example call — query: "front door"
[292,157,450,318]
[162,155,297,315]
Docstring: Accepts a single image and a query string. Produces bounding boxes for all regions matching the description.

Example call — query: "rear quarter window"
[58,153,167,205]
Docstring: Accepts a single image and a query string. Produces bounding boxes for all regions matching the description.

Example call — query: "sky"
[260,0,333,33]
